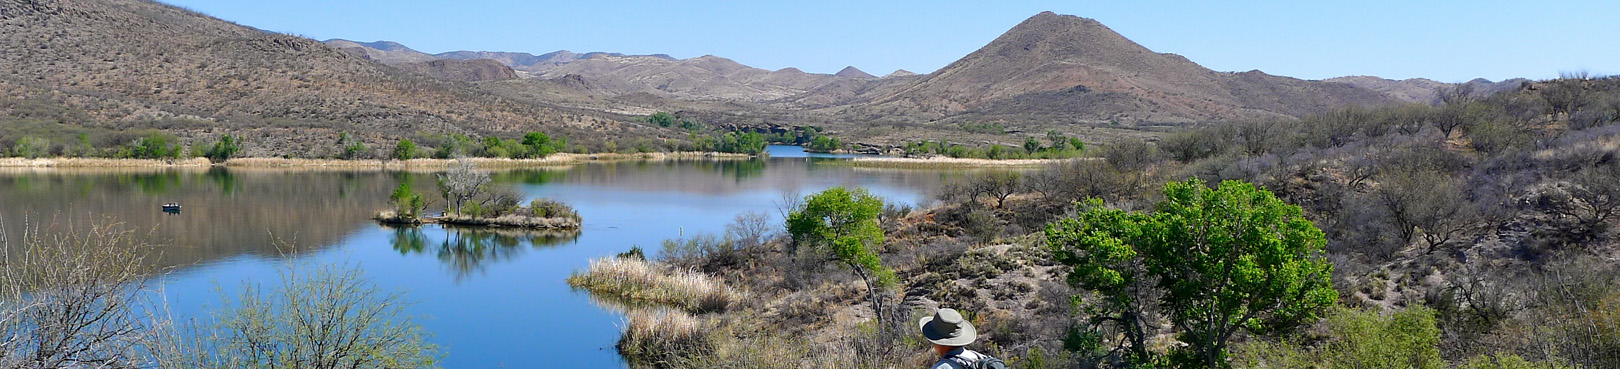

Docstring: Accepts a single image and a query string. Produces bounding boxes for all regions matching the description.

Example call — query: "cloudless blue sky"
[158,0,1616,82]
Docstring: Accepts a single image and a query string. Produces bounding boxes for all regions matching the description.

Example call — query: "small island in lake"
[373,159,582,230]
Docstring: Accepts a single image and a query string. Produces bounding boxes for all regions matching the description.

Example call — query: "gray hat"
[919,308,977,346]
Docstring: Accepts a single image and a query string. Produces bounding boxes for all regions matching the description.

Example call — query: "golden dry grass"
[567,257,739,314]
[825,156,1088,169]
[0,157,211,168]
[435,213,581,230]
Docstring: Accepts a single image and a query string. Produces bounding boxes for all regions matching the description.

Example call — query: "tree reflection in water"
[387,225,579,282]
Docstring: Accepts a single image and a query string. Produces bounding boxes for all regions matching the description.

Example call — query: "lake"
[0,146,961,368]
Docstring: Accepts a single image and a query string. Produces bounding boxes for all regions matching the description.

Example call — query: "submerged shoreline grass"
[567,257,738,314]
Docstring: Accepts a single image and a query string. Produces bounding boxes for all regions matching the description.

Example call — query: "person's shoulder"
[930,358,963,369]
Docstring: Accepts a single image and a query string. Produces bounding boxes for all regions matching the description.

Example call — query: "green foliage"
[806,135,842,152]
[433,133,473,159]
[904,136,1085,159]
[617,246,646,261]
[529,198,580,221]
[341,134,369,160]
[203,134,240,163]
[1047,179,1337,368]
[785,187,894,323]
[521,131,567,158]
[1320,306,1444,369]
[1024,137,1043,154]
[647,112,677,127]
[10,136,50,158]
[960,122,1007,135]
[718,131,767,155]
[393,139,417,161]
[390,182,425,218]
[133,133,182,159]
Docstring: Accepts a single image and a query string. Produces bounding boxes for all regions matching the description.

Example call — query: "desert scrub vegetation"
[567,257,739,314]
[0,221,160,367]
[151,261,441,369]
[0,219,439,368]
[603,76,1620,367]
[903,130,1088,160]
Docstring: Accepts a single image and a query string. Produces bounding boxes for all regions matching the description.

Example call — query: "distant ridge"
[2,0,629,156]
[849,11,1399,123]
[835,66,876,79]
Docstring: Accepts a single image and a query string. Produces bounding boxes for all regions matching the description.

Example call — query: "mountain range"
[2,0,1526,155]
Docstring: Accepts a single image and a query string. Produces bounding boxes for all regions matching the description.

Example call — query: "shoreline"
[0,152,756,169]
[825,156,1090,169]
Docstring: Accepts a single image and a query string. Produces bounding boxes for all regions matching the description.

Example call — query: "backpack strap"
[946,351,978,369]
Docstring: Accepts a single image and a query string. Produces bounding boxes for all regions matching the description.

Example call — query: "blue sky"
[159,0,1616,82]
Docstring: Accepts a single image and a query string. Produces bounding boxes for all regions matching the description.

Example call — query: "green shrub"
[529,198,580,221]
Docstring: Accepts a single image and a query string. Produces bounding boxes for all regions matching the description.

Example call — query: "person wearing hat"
[919,308,1002,369]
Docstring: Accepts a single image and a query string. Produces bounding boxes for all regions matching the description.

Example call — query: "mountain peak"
[835,66,875,79]
[884,69,918,78]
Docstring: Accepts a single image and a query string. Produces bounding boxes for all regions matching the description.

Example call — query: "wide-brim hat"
[919,308,977,346]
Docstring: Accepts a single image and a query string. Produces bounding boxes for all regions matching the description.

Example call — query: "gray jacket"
[930,348,988,369]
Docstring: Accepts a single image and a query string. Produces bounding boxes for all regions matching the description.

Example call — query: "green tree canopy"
[392,139,417,161]
[786,187,894,323]
[1047,179,1337,368]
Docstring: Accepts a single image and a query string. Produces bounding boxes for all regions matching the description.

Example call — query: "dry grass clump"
[617,309,707,366]
[437,213,581,230]
[370,210,423,225]
[568,257,738,314]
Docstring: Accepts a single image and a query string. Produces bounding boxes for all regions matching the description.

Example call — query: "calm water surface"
[0,146,960,368]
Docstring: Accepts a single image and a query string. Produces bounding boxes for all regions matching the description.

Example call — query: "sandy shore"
[0,152,755,169]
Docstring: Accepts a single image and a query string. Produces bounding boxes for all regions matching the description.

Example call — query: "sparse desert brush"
[370,209,422,225]
[437,213,581,229]
[568,257,738,314]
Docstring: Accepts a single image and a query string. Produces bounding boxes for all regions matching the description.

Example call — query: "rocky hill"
[393,59,519,82]
[835,66,876,79]
[0,0,635,156]
[323,39,437,64]
[844,12,1400,124]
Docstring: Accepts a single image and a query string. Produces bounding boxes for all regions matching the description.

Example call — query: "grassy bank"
[0,157,212,168]
[567,257,739,314]
[821,156,1084,169]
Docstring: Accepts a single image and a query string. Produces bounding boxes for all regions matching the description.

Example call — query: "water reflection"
[387,225,580,283]
[0,146,962,368]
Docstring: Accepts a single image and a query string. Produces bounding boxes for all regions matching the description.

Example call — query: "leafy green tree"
[203,134,240,163]
[521,132,565,158]
[1047,179,1337,368]
[646,112,677,127]
[10,136,50,158]
[434,134,472,159]
[392,139,417,161]
[1024,137,1043,154]
[75,133,93,158]
[806,135,840,152]
[785,187,894,325]
[134,133,179,159]
[390,182,425,218]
